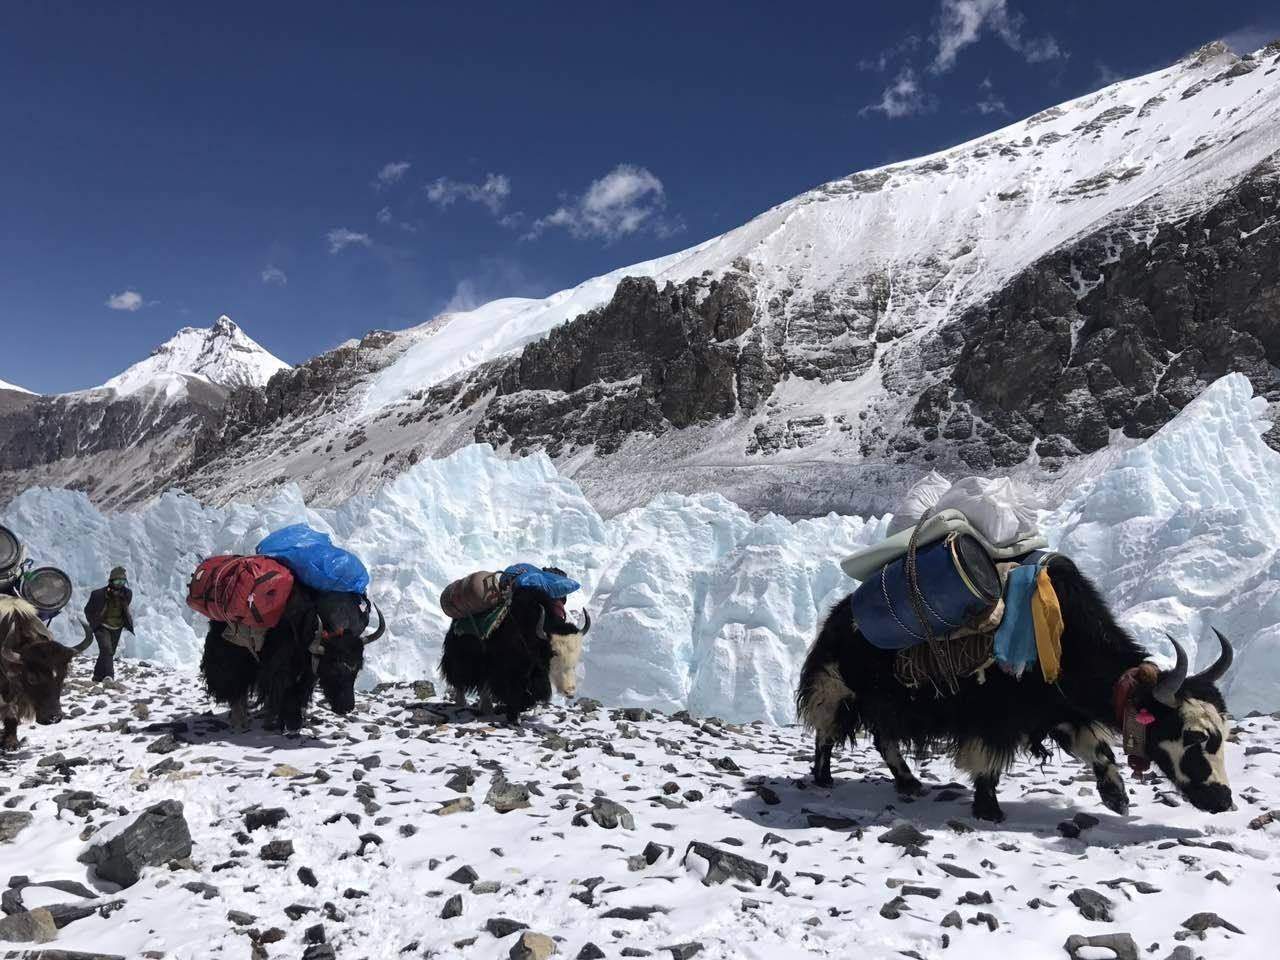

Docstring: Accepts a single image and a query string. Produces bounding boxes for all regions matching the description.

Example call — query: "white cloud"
[861,68,929,119]
[528,164,678,242]
[326,228,372,254]
[375,160,411,189]
[105,290,144,311]
[859,34,923,72]
[426,173,512,215]
[975,95,1008,115]
[931,0,1064,73]
[376,206,393,225]
[261,265,288,286]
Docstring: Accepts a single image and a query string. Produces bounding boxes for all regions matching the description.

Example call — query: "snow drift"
[2,375,1275,722]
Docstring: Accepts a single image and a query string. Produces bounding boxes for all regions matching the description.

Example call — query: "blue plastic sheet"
[256,524,370,595]
[504,563,580,598]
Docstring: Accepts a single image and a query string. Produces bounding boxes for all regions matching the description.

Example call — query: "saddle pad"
[841,509,1047,582]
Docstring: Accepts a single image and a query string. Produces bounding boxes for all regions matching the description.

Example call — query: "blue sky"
[2,1,1276,393]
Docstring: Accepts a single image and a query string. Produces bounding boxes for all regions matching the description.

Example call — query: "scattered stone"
[1180,912,1244,934]
[146,734,180,755]
[683,842,767,887]
[0,812,33,843]
[436,797,475,816]
[1063,932,1139,960]
[297,867,318,887]
[599,906,668,921]
[877,822,931,848]
[77,800,193,888]
[1068,888,1115,923]
[485,774,532,814]
[936,862,980,879]
[0,908,57,943]
[441,894,463,919]
[577,944,606,960]
[259,840,294,862]
[663,943,703,960]
[182,881,220,900]
[486,917,530,938]
[588,798,635,830]
[941,911,963,929]
[509,931,556,959]
[447,865,479,885]
[245,807,289,831]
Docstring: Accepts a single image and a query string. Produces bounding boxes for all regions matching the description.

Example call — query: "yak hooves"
[972,798,1005,823]
[0,735,18,752]
[812,774,834,788]
[895,778,927,798]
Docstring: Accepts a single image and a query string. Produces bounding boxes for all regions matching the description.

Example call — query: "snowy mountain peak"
[96,315,290,397]
[0,377,34,395]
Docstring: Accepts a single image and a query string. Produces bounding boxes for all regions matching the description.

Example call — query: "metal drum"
[850,532,1000,651]
[19,566,74,617]
[0,525,20,579]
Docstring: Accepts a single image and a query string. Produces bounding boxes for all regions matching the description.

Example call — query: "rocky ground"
[0,662,1277,960]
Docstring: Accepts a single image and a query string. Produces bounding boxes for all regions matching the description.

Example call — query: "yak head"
[0,598,93,725]
[307,596,385,716]
[533,602,590,698]
[1137,631,1234,814]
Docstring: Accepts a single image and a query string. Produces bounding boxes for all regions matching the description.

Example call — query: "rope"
[903,510,962,695]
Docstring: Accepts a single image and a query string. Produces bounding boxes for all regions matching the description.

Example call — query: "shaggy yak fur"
[200,584,384,732]
[440,585,588,724]
[0,596,93,749]
[797,555,1235,822]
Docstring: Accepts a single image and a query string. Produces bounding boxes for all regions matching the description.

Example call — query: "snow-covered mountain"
[0,316,288,507]
[0,377,34,395]
[2,41,1278,519]
[96,315,288,397]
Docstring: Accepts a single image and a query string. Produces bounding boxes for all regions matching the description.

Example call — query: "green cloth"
[452,602,509,640]
[100,594,126,631]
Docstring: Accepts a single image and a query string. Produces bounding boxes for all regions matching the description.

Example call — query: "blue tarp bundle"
[256,524,370,595]
[504,563,580,598]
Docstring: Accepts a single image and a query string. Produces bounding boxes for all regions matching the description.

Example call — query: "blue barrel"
[850,533,1000,651]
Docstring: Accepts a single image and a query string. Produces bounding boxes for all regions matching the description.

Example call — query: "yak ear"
[534,607,548,642]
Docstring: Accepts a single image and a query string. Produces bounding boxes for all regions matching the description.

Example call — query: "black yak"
[440,585,589,724]
[796,555,1234,822]
[200,584,384,732]
[0,597,94,749]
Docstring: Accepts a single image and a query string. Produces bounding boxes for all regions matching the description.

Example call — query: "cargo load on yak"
[841,474,1061,694]
[186,555,296,654]
[255,524,369,595]
[440,563,580,640]
[0,523,75,624]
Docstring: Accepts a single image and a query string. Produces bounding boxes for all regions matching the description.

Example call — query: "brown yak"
[0,596,93,749]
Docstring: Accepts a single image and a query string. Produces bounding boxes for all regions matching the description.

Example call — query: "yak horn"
[534,608,548,642]
[362,602,385,645]
[579,610,591,636]
[1153,634,1189,707]
[70,619,95,654]
[1192,628,1234,685]
[1,645,20,665]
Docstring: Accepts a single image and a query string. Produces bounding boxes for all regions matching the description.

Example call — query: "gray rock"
[577,944,606,960]
[1064,933,1138,960]
[441,893,463,919]
[146,734,180,755]
[0,907,57,943]
[600,905,668,920]
[509,931,556,960]
[486,917,529,938]
[664,944,703,960]
[485,774,531,814]
[244,807,289,831]
[77,800,193,888]
[683,842,767,887]
[258,840,294,862]
[1068,888,1115,923]
[589,798,635,830]
[877,822,931,847]
[0,812,33,843]
[1181,912,1244,934]
[447,865,479,885]
[936,862,980,879]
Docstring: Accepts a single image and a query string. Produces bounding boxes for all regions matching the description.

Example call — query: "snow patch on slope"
[95,315,289,397]
[0,377,35,395]
[4,375,1276,722]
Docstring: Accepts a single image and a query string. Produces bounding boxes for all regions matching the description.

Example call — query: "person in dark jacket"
[83,566,134,682]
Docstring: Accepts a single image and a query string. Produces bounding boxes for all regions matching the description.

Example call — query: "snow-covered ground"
[1,661,1276,959]
[3,374,1277,721]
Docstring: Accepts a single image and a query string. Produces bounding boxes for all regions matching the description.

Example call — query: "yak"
[796,554,1234,822]
[0,597,94,749]
[441,584,589,725]
[200,584,385,732]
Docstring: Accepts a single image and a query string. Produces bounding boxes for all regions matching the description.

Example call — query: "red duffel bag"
[187,555,295,629]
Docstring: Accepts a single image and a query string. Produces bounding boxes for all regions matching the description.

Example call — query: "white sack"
[933,476,1040,546]
[886,471,952,536]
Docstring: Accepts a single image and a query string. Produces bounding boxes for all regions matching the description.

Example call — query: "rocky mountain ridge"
[2,41,1278,516]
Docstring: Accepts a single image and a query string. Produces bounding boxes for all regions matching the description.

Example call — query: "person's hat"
[109,566,127,581]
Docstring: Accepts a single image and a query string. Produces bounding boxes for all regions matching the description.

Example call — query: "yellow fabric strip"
[1031,567,1064,683]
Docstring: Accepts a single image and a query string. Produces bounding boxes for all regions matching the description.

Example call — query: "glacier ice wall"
[2,374,1275,722]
